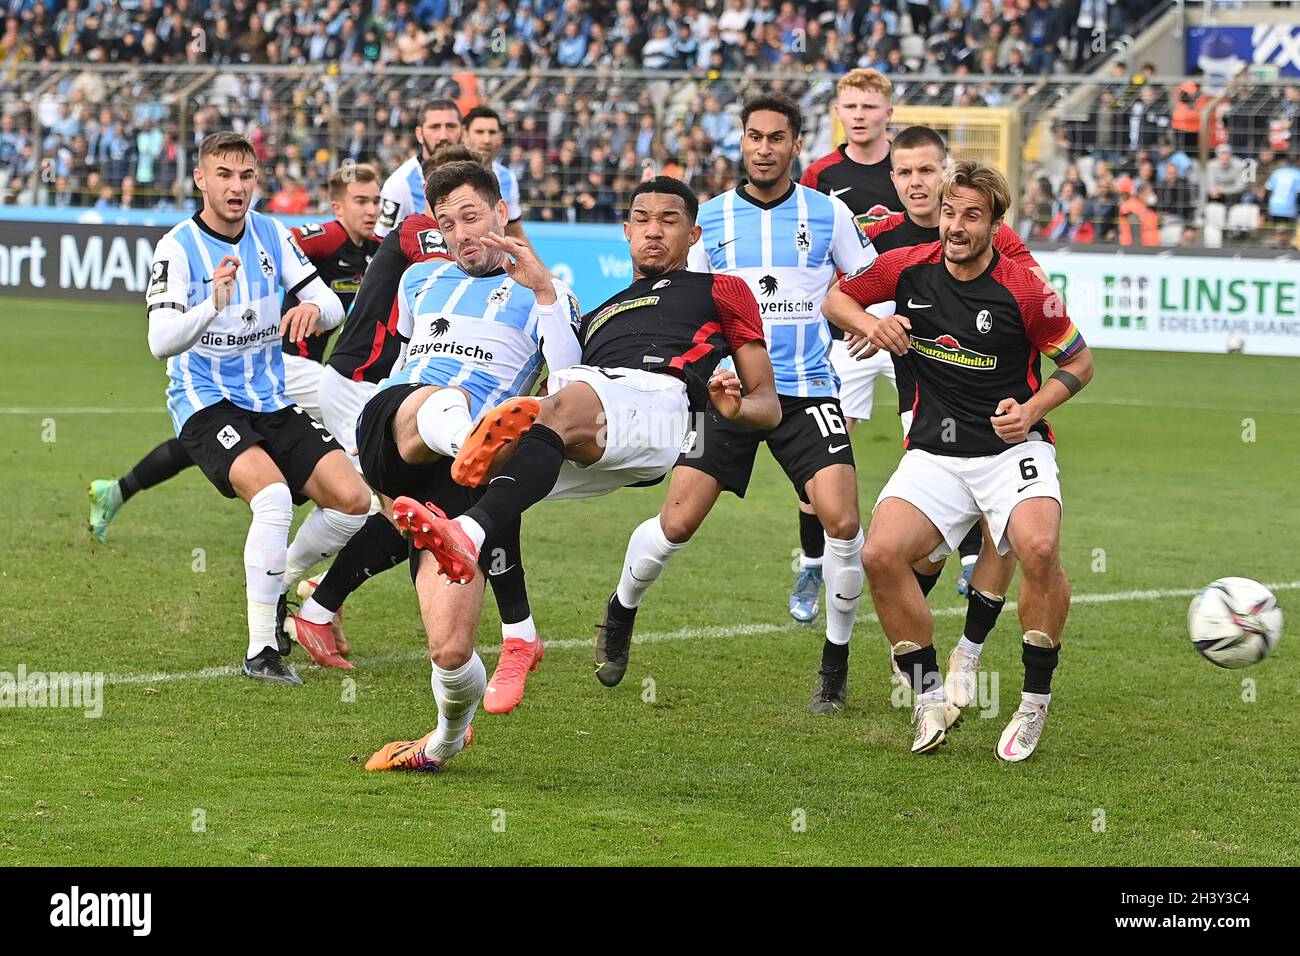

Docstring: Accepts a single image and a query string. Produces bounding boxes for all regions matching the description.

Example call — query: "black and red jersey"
[839,243,1085,457]
[580,269,766,412]
[281,220,380,362]
[326,214,450,384]
[800,144,901,231]
[863,215,1043,414]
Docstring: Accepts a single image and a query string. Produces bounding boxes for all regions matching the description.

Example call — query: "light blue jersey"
[377,153,525,237]
[146,211,323,433]
[384,260,578,419]
[687,182,875,398]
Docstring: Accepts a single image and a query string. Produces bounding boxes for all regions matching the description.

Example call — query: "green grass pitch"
[2,296,1298,866]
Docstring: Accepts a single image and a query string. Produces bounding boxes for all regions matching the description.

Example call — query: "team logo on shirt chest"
[259,250,274,277]
[487,287,512,306]
[911,333,998,370]
[796,223,812,252]
[976,309,993,333]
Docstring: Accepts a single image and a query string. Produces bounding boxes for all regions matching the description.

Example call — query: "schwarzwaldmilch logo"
[911,333,998,370]
[431,317,450,337]
[760,275,779,296]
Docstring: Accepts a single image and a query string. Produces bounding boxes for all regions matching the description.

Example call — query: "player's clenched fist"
[866,313,911,356]
[991,397,1035,444]
[280,303,322,343]
[211,255,240,311]
[708,367,744,420]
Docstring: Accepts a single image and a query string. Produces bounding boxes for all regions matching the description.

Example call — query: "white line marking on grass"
[0,406,162,414]
[100,581,1300,688]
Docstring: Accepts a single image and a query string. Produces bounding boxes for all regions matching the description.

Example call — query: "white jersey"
[383,260,581,418]
[376,154,425,238]
[687,182,875,398]
[146,211,340,433]
[376,154,523,238]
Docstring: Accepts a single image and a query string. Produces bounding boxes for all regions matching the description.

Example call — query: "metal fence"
[1,63,1297,250]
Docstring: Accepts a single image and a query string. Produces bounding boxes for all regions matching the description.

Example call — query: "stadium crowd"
[0,0,1296,247]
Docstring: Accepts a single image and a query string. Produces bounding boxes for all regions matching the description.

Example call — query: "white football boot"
[996,701,1048,762]
[911,698,962,754]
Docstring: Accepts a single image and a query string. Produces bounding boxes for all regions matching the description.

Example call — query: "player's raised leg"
[87,438,195,542]
[862,496,962,753]
[996,497,1068,763]
[602,467,720,686]
[365,550,485,772]
[946,516,1017,707]
[803,463,865,714]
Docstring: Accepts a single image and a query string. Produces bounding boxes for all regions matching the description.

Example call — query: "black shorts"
[678,395,856,501]
[356,383,476,515]
[178,400,342,504]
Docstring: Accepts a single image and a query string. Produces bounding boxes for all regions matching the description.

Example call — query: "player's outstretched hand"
[280,303,322,343]
[708,367,744,420]
[991,397,1034,444]
[867,313,911,356]
[212,255,240,312]
[845,332,879,361]
[480,233,553,299]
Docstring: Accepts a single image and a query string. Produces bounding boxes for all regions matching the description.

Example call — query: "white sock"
[456,515,487,552]
[285,507,368,585]
[416,387,473,457]
[616,516,688,609]
[957,635,985,659]
[823,528,865,646]
[800,554,823,571]
[502,614,536,643]
[918,686,948,707]
[961,554,978,569]
[300,595,334,626]
[244,482,293,658]
[426,654,487,762]
[1023,691,1051,711]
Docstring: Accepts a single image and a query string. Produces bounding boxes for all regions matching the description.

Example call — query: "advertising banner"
[1035,251,1300,356]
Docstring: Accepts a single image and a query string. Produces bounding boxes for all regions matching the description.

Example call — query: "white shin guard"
[427,654,487,762]
[245,482,293,657]
[824,528,866,646]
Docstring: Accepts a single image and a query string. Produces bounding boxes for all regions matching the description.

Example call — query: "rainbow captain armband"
[1042,324,1084,361]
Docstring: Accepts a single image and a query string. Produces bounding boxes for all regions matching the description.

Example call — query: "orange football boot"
[364,727,474,773]
[450,397,540,487]
[391,497,480,584]
[483,636,545,714]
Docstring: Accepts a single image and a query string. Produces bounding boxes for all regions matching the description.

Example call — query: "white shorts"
[543,365,691,501]
[282,354,324,424]
[830,339,895,421]
[874,438,1062,562]
[317,364,377,470]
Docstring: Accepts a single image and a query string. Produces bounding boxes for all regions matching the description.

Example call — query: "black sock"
[957,522,983,561]
[1023,641,1060,695]
[799,509,825,561]
[606,592,637,625]
[893,643,941,696]
[913,568,941,597]
[820,639,849,669]
[461,424,566,541]
[482,518,531,624]
[963,589,1005,644]
[313,513,407,612]
[119,438,193,502]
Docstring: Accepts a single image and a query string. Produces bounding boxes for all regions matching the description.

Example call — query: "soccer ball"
[1187,577,1283,668]
[1226,334,1245,353]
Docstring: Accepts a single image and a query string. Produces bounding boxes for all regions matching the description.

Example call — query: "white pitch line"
[99,581,1300,688]
[1074,398,1300,416]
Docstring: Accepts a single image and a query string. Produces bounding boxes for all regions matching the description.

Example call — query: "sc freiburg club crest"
[760,275,779,296]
